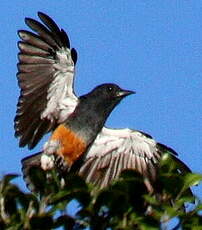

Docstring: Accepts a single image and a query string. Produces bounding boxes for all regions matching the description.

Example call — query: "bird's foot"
[41,154,55,170]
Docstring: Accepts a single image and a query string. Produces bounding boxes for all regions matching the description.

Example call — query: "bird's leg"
[41,140,60,170]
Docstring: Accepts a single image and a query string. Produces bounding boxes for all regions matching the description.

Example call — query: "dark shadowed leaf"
[30,215,53,229]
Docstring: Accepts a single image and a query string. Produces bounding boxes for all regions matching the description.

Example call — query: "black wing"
[15,12,78,149]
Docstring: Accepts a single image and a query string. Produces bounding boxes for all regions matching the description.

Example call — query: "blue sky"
[0,0,201,215]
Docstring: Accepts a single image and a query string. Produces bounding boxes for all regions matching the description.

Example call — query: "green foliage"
[0,156,201,230]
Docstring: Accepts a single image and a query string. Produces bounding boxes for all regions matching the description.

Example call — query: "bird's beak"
[117,89,136,98]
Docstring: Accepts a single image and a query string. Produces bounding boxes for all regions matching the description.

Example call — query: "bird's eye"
[107,86,113,93]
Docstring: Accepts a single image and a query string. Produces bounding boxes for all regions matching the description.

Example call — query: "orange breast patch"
[50,124,87,166]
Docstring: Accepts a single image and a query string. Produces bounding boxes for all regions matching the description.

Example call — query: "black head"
[87,83,135,101]
[79,83,135,118]
[68,83,135,144]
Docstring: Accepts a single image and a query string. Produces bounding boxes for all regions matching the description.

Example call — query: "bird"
[15,12,191,194]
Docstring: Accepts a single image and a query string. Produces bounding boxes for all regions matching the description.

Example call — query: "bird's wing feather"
[79,127,179,191]
[15,12,78,149]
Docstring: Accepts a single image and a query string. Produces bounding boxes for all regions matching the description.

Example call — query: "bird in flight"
[15,12,191,194]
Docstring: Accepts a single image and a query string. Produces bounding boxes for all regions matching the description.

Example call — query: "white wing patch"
[79,127,161,190]
[85,127,157,160]
[41,48,78,123]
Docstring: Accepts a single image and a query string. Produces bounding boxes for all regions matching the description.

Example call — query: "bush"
[0,156,201,230]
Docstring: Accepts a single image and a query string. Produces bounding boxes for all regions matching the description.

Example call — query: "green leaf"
[183,173,202,189]
[143,195,159,205]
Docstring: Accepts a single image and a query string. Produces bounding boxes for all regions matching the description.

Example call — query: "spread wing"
[79,127,189,192]
[15,12,78,149]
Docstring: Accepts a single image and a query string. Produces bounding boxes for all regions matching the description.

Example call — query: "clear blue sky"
[0,0,201,212]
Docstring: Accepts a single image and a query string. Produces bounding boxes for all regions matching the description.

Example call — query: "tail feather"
[21,152,43,193]
[21,152,70,193]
